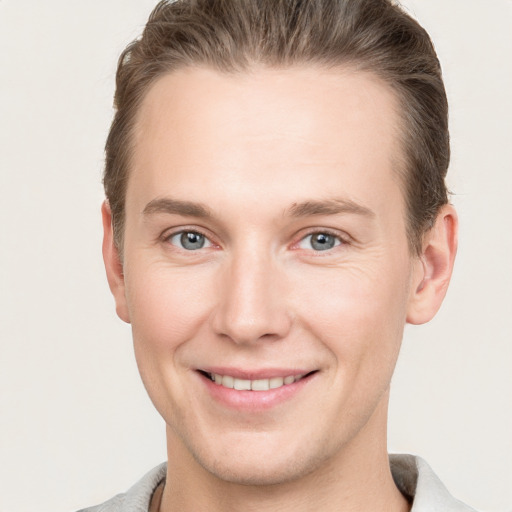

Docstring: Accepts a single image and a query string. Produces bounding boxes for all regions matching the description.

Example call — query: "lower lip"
[199,372,316,411]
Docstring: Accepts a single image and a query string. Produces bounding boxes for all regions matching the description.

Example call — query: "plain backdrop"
[1,1,511,511]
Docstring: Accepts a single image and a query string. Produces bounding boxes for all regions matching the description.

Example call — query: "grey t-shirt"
[78,454,477,512]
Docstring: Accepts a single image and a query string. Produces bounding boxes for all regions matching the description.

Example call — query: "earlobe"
[101,201,131,323]
[406,205,458,325]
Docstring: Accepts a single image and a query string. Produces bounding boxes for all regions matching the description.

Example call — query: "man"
[81,0,475,510]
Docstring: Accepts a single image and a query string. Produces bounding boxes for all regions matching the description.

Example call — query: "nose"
[211,250,292,345]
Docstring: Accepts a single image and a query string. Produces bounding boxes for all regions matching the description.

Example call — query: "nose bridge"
[212,243,291,344]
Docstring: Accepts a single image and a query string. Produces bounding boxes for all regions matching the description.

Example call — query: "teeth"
[209,373,305,391]
[234,378,251,390]
[221,375,234,388]
[269,377,284,389]
[251,379,270,391]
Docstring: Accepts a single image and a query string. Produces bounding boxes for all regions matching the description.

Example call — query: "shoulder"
[390,454,478,512]
[77,463,167,512]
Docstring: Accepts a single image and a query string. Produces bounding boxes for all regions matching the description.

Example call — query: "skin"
[103,66,457,512]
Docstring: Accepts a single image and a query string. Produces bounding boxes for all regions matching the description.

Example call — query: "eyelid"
[291,228,351,251]
[160,226,218,249]
[170,231,213,249]
[158,225,351,251]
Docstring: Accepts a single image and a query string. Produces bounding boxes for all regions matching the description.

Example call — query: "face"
[109,66,425,485]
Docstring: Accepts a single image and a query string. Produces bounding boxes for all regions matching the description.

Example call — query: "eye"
[297,232,342,251]
[168,231,212,251]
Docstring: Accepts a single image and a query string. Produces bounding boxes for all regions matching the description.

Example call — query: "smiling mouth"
[199,371,316,391]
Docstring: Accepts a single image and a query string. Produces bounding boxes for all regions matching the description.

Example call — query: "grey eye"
[298,232,341,251]
[170,231,211,250]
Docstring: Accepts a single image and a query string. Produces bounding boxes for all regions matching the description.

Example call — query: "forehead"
[129,65,404,220]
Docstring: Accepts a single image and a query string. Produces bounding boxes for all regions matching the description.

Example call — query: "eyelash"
[162,228,215,252]
[161,227,349,253]
[293,229,348,253]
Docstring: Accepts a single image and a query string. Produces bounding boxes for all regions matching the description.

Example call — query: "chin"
[202,456,314,486]
[186,433,333,486]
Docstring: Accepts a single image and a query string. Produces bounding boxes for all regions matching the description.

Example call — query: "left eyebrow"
[286,198,375,218]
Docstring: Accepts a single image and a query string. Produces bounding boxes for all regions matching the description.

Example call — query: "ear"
[102,201,131,323]
[406,204,458,325]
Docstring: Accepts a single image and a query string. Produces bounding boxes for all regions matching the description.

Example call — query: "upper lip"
[198,367,315,380]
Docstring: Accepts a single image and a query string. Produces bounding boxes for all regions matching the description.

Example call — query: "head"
[102,0,457,490]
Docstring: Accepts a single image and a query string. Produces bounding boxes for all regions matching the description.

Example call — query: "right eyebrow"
[142,197,213,218]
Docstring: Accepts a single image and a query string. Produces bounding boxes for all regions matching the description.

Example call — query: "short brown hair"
[105,0,449,255]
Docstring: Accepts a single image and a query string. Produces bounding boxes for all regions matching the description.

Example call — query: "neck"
[160,393,410,512]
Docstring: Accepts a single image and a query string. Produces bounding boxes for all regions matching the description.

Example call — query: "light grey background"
[0,1,511,511]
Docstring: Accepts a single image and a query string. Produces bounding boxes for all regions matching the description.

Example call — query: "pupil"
[312,233,334,251]
[181,232,205,250]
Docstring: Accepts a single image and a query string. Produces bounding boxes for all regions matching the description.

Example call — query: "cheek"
[124,262,218,419]
[125,263,216,354]
[290,260,411,362]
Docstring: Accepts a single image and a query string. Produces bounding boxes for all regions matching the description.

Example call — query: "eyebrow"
[143,197,213,218]
[287,198,375,218]
[142,196,375,220]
